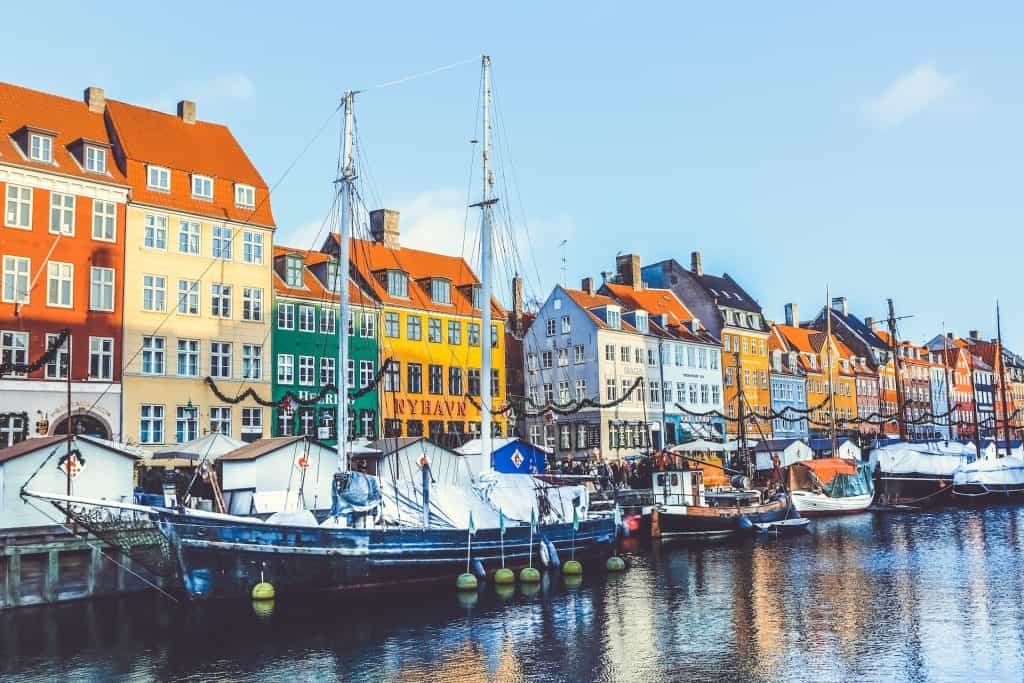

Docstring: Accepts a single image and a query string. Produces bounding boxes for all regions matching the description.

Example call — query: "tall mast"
[825,289,838,457]
[941,323,955,440]
[477,55,497,468]
[887,298,908,441]
[997,301,1013,457]
[337,91,356,471]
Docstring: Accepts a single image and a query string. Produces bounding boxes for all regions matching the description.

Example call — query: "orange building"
[773,324,856,437]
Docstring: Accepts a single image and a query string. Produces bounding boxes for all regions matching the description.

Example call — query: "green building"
[271,246,380,444]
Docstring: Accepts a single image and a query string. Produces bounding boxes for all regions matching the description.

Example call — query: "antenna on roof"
[559,240,568,286]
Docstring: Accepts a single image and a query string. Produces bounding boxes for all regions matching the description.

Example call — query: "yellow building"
[322,209,506,445]
[108,98,276,448]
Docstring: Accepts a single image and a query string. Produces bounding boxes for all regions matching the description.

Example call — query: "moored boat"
[787,458,873,517]
[952,456,1024,503]
[870,446,962,507]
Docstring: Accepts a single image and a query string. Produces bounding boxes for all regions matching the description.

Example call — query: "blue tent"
[458,437,548,474]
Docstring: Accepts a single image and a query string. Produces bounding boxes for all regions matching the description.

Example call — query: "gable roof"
[0,82,128,186]
[696,273,763,314]
[601,283,720,345]
[559,287,639,333]
[105,99,274,227]
[0,435,143,465]
[218,436,320,462]
[365,436,461,457]
[272,245,376,306]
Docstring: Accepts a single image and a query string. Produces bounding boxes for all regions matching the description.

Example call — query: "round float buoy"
[494,567,515,585]
[563,559,583,576]
[252,599,274,621]
[564,575,583,589]
[456,572,478,591]
[519,566,541,584]
[251,581,275,601]
[521,581,541,597]
[606,556,626,572]
[495,584,515,600]
[457,591,479,608]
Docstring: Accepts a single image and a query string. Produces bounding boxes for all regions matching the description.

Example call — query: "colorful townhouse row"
[0,81,505,451]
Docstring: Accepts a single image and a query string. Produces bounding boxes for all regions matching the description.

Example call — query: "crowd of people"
[548,456,655,490]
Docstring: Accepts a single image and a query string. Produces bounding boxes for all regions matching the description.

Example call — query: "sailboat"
[25,57,616,600]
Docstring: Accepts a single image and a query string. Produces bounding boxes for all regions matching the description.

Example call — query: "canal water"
[4,505,1024,682]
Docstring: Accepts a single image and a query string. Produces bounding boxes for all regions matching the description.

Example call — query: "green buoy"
[564,575,583,589]
[562,560,583,576]
[606,556,626,572]
[495,584,515,600]
[521,581,541,597]
[456,572,478,591]
[519,567,541,583]
[494,567,515,585]
[251,581,275,601]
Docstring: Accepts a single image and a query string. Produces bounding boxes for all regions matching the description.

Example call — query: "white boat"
[952,456,1024,502]
[787,458,873,517]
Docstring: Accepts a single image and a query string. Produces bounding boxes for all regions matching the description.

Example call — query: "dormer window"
[285,255,304,288]
[147,165,170,191]
[29,133,53,163]
[746,313,756,328]
[327,259,342,293]
[606,307,621,330]
[85,146,107,174]
[192,174,213,200]
[430,278,451,305]
[635,311,648,333]
[235,183,255,208]
[387,270,408,298]
[471,285,482,310]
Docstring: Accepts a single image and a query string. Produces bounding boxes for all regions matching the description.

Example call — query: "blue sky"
[4,3,1023,348]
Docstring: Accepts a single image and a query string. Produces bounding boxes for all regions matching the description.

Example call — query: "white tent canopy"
[670,438,758,454]
[154,432,246,460]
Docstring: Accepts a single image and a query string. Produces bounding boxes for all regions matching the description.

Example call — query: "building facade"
[0,84,129,446]
[111,98,276,448]
[270,246,379,444]
[768,326,808,439]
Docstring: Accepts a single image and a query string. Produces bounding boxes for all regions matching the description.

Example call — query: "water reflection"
[4,507,1024,682]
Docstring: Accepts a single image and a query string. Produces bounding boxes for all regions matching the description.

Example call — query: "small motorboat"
[746,517,810,535]
[787,458,874,517]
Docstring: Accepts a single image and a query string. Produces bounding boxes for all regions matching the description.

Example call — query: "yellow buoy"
[494,567,515,585]
[251,581,275,601]
[456,572,478,591]
[562,560,583,576]
[606,556,626,572]
[495,584,515,600]
[564,575,583,589]
[519,566,542,584]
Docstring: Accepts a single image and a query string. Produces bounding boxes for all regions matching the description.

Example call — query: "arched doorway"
[53,414,110,439]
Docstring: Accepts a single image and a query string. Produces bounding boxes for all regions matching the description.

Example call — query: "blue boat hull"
[157,512,617,600]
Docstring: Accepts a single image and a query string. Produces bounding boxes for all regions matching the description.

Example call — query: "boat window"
[670,473,678,487]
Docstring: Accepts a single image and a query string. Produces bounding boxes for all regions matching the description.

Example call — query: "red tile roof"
[105,99,275,227]
[272,245,375,306]
[0,82,128,186]
[561,288,639,333]
[602,283,695,324]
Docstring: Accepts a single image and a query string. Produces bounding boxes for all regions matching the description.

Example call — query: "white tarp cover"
[473,471,589,526]
[870,447,966,476]
[671,439,758,454]
[266,509,319,527]
[953,456,1024,487]
[905,441,979,458]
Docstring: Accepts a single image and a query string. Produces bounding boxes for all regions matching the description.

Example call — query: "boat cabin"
[652,469,706,507]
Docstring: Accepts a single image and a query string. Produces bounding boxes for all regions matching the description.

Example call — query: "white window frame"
[242,230,263,264]
[277,354,294,384]
[211,283,231,318]
[177,279,200,316]
[29,133,53,162]
[85,146,107,174]
[0,331,29,378]
[92,200,116,242]
[89,266,115,312]
[139,404,165,444]
[178,220,201,255]
[298,355,315,386]
[242,344,262,380]
[209,407,231,437]
[46,261,74,308]
[210,341,233,379]
[191,174,214,200]
[44,332,69,380]
[320,308,336,334]
[278,303,295,330]
[147,165,170,191]
[141,336,166,375]
[235,183,255,208]
[88,336,114,380]
[299,305,315,332]
[49,192,75,235]
[320,357,336,386]
[285,255,304,287]
[212,226,232,260]
[177,338,200,377]
[144,214,167,250]
[142,274,166,312]
[241,408,262,437]
[5,184,32,229]
[2,255,30,304]
[176,405,199,444]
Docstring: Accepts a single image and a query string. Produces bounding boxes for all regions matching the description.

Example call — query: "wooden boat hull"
[652,498,789,540]
[790,491,873,517]
[157,510,617,600]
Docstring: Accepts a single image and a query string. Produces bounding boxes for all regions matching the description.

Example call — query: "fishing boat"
[787,458,873,516]
[952,455,1024,502]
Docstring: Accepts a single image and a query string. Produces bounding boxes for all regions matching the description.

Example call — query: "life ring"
[539,539,550,567]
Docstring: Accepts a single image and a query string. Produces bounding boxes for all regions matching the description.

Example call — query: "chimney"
[831,296,848,317]
[947,332,954,341]
[177,100,196,124]
[864,316,875,330]
[970,330,980,340]
[84,86,105,113]
[784,303,799,328]
[600,271,613,283]
[370,209,400,249]
[615,254,642,291]
[690,251,703,277]
[581,276,594,295]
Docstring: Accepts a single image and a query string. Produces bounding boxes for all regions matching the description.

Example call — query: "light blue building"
[769,327,808,439]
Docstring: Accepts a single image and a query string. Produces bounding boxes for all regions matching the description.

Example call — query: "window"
[449,367,463,395]
[546,319,557,336]
[177,339,199,377]
[558,348,569,367]
[278,303,294,330]
[698,348,708,369]
[320,357,336,386]
[92,200,116,241]
[176,279,199,315]
[50,193,75,235]
[492,369,501,397]
[710,350,719,370]
[701,384,710,404]
[289,304,309,331]
[407,363,423,394]
[47,262,73,308]
[620,346,629,363]
[687,346,696,367]
[0,256,29,306]
[242,408,262,440]
[492,325,499,349]
[85,146,107,174]
[677,383,687,403]
[29,133,52,162]
[635,348,643,364]
[468,323,481,347]
[575,379,586,400]
[242,344,262,380]
[557,381,571,403]
[689,384,698,403]
[212,226,232,260]
[242,288,263,321]
[277,354,294,384]
[561,316,571,334]
[210,407,231,436]
[428,318,442,343]
[544,383,554,402]
[606,379,617,401]
[175,405,198,444]
[235,183,255,208]
[44,333,69,379]
[0,331,28,378]
[90,267,115,312]
[447,320,461,345]
[141,336,165,375]
[320,308,336,334]
[360,312,375,338]
[650,381,660,403]
[147,166,170,191]
[541,351,553,369]
[574,344,585,363]
[605,344,615,361]
[211,283,231,318]
[648,349,656,366]
[324,259,341,293]
[89,336,113,380]
[384,312,400,338]
[210,342,232,379]
[144,214,167,249]
[298,355,315,385]
[359,360,375,388]
[386,270,408,297]
[192,174,213,200]
[431,279,451,305]
[243,231,263,264]
[5,185,32,228]
[428,364,444,394]
[346,360,354,388]
[621,379,631,400]
[139,405,164,444]
[384,361,401,392]
[607,309,621,330]
[407,315,422,341]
